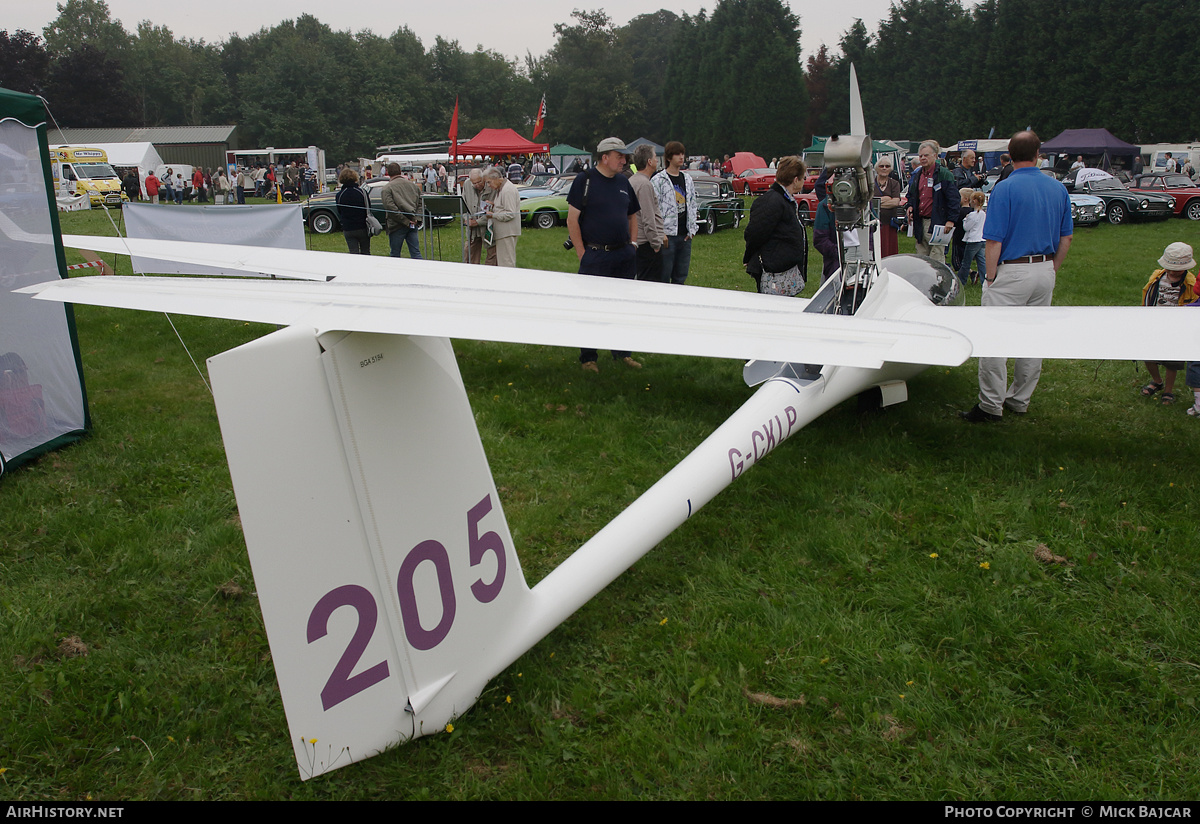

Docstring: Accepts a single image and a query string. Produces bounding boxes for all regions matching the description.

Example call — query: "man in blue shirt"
[567,137,641,372]
[961,130,1073,422]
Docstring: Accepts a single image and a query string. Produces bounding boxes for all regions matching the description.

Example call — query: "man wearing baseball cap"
[566,137,643,372]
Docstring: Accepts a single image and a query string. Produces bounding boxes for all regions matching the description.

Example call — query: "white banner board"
[125,203,304,277]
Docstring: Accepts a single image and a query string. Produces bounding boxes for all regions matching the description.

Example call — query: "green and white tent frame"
[0,87,89,476]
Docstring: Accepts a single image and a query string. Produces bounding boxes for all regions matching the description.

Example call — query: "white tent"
[102,141,163,197]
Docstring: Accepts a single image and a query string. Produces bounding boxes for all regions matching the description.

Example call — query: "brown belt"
[1001,254,1050,264]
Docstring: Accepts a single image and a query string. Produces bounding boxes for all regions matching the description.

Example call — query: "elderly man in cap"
[566,137,642,372]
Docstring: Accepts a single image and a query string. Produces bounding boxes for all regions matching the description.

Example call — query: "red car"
[732,167,776,195]
[1128,173,1200,221]
[793,190,819,223]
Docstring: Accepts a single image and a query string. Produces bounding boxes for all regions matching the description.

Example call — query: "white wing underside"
[32,236,966,369]
[22,235,1200,366]
[898,303,1200,361]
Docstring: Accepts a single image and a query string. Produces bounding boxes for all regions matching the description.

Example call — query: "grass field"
[3,201,1199,800]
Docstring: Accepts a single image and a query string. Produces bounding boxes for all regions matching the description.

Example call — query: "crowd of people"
[392,131,1196,422]
[136,167,229,205]
[105,123,1200,424]
[128,160,320,206]
[130,133,1192,413]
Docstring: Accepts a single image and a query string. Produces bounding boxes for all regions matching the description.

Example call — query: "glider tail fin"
[209,327,530,778]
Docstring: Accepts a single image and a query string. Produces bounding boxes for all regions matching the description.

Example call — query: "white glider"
[20,238,1199,779]
[16,74,1200,779]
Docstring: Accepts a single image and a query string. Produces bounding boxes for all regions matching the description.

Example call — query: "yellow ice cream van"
[49,146,129,207]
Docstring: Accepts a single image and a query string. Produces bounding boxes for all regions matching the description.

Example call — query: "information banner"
[124,202,304,277]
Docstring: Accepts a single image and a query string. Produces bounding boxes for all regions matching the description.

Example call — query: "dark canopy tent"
[625,138,664,156]
[1041,129,1140,171]
[0,87,90,477]
[453,128,548,160]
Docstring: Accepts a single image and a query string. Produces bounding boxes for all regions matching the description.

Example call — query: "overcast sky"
[14,0,917,62]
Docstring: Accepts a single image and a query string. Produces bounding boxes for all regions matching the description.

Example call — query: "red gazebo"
[453,128,549,160]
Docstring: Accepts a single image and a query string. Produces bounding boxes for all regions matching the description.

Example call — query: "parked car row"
[517,174,575,200]
[976,168,1176,226]
[1128,173,1200,221]
[1063,172,1174,224]
[306,165,1177,238]
[517,174,757,234]
[301,178,456,234]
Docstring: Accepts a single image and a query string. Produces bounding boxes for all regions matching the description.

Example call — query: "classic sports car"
[1068,193,1105,226]
[518,175,576,200]
[519,193,569,229]
[705,169,818,222]
[516,173,555,190]
[302,179,454,233]
[793,189,820,224]
[731,168,776,195]
[1063,171,1173,225]
[1128,174,1200,221]
[692,176,744,233]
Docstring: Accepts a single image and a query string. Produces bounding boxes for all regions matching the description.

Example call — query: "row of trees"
[530,1,807,160]
[2,0,1196,165]
[2,1,538,162]
[811,0,1200,145]
[4,0,809,162]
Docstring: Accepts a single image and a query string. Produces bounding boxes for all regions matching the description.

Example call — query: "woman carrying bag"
[336,168,374,255]
[743,156,809,296]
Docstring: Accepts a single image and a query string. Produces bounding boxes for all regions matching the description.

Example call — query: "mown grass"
[2,200,1198,799]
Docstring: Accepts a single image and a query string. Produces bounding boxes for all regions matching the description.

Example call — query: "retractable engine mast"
[820,133,878,315]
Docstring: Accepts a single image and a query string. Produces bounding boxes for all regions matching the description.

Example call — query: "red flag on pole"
[532,94,546,139]
[448,96,459,158]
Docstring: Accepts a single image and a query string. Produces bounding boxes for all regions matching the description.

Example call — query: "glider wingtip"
[14,280,59,296]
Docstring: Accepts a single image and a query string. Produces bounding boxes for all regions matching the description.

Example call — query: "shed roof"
[47,125,237,145]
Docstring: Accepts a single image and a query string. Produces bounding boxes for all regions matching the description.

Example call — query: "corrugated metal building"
[47,125,238,171]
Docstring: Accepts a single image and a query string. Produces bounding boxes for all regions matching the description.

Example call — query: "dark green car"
[691,175,745,234]
[302,179,456,233]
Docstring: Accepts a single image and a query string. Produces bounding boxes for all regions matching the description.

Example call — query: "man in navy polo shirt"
[567,137,642,372]
[961,130,1073,422]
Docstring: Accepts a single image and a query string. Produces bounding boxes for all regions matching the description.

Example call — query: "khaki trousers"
[977,260,1056,415]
